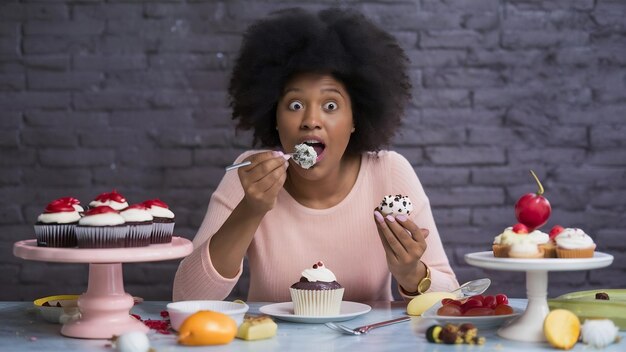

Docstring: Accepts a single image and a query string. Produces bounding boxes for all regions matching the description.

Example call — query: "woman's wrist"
[398,261,429,295]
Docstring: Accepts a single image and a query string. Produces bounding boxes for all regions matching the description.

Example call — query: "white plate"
[464,251,613,272]
[422,298,526,330]
[259,301,371,323]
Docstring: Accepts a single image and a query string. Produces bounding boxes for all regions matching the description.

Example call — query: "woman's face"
[276,73,354,178]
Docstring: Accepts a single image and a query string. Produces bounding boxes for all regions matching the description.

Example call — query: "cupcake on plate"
[378,194,413,216]
[34,198,80,247]
[75,206,128,248]
[119,204,153,247]
[89,190,129,211]
[555,228,596,258]
[289,261,344,316]
[143,199,175,243]
[508,237,545,258]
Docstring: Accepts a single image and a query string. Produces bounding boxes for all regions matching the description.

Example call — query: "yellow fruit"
[407,292,457,316]
[544,309,580,350]
[177,310,237,346]
[236,315,278,341]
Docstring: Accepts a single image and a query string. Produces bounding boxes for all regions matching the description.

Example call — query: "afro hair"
[229,7,412,154]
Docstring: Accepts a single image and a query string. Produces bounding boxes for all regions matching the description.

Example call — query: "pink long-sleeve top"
[173,150,459,302]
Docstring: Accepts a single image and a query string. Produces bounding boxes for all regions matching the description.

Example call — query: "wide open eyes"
[288,100,304,111]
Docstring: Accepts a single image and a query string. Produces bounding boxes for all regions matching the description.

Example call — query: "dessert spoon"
[450,278,491,297]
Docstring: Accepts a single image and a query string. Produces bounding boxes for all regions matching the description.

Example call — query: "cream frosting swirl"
[509,238,541,256]
[555,228,594,249]
[146,205,174,219]
[37,212,81,224]
[528,230,549,245]
[78,212,126,226]
[120,208,153,222]
[493,227,526,245]
[581,319,619,348]
[292,143,317,169]
[301,262,337,283]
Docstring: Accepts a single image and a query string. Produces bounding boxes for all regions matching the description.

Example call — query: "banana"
[406,291,457,316]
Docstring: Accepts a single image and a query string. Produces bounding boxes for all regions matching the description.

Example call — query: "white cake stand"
[464,251,613,342]
[13,237,193,339]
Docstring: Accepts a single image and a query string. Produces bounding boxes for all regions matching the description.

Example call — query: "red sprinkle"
[131,313,172,334]
[160,310,169,318]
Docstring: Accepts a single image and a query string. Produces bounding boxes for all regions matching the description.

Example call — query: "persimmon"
[177,310,237,346]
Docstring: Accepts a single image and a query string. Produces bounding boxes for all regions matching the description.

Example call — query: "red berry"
[437,305,462,316]
[468,295,484,304]
[496,294,509,305]
[483,295,497,309]
[549,225,565,240]
[461,299,483,313]
[463,307,495,316]
[494,304,514,315]
[512,223,529,234]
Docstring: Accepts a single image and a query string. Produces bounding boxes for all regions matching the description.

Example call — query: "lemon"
[177,310,237,346]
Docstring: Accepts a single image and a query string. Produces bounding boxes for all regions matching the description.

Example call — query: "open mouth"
[303,140,326,160]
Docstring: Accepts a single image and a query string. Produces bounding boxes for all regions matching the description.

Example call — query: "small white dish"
[259,301,371,323]
[33,295,81,324]
[421,298,526,330]
[167,300,249,331]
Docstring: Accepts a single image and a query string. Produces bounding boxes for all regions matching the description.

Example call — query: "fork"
[325,316,410,335]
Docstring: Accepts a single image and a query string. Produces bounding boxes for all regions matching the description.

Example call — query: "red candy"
[437,293,512,317]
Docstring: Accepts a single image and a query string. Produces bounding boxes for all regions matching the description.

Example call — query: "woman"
[173,8,459,302]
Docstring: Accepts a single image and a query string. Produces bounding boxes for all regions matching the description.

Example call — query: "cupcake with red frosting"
[120,204,153,247]
[143,199,175,243]
[75,206,128,248]
[34,198,81,247]
[56,197,84,213]
[89,190,129,211]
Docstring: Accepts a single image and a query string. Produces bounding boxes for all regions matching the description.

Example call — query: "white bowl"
[33,295,81,324]
[167,300,249,331]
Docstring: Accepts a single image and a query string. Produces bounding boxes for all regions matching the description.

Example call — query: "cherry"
[464,307,495,316]
[514,170,551,230]
[483,295,497,309]
[460,299,483,313]
[512,223,529,234]
[496,294,509,305]
[441,298,461,306]
[437,304,462,316]
[467,295,484,304]
[549,225,565,240]
[494,304,514,315]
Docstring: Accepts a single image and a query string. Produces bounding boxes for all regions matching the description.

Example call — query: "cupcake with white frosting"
[378,194,413,217]
[508,237,544,258]
[89,190,129,211]
[289,261,344,316]
[143,199,175,243]
[492,226,527,257]
[528,229,554,258]
[555,228,596,258]
[34,198,81,247]
[75,206,128,248]
[120,204,153,247]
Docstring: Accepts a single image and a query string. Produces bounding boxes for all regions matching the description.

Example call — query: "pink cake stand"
[13,237,193,339]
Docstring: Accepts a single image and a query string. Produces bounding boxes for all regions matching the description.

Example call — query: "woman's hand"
[238,151,289,216]
[373,209,430,294]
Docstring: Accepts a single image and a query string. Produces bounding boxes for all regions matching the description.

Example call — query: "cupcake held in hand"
[34,198,81,247]
[289,261,344,316]
[143,199,175,243]
[119,204,153,247]
[378,194,413,217]
[75,206,128,248]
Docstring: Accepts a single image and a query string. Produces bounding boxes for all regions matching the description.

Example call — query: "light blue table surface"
[1,300,623,351]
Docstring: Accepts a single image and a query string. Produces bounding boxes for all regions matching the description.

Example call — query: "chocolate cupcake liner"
[34,224,77,248]
[75,225,129,248]
[289,288,344,316]
[150,222,174,244]
[125,224,152,247]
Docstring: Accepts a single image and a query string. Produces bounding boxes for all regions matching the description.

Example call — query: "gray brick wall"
[1,0,625,302]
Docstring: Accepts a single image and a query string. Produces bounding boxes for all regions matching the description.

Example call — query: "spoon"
[450,278,491,298]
